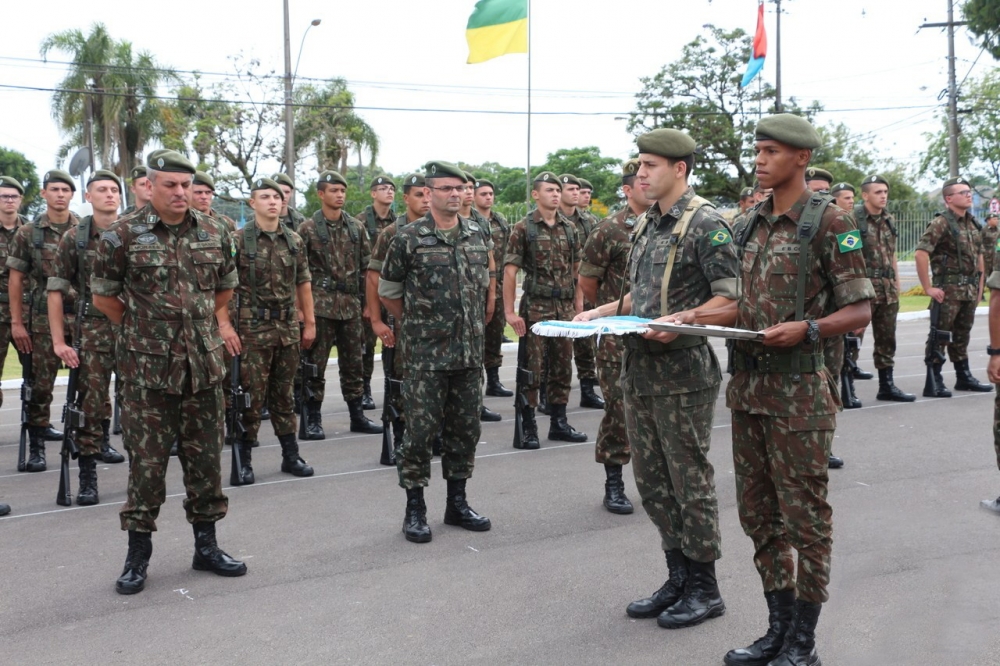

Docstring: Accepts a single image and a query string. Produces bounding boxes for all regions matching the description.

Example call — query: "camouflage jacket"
[579,207,637,362]
[6,211,79,332]
[0,215,28,323]
[504,208,579,321]
[981,224,1000,276]
[916,208,983,301]
[297,210,370,320]
[855,205,899,304]
[380,214,490,371]
[360,205,396,244]
[281,207,306,233]
[368,213,423,274]
[91,206,238,395]
[479,209,509,286]
[234,221,311,348]
[727,190,874,418]
[574,207,600,239]
[208,208,237,233]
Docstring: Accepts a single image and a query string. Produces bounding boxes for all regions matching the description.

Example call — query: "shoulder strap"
[659,195,713,315]
[77,217,91,301]
[791,193,834,376]
[314,211,330,244]
[242,221,259,314]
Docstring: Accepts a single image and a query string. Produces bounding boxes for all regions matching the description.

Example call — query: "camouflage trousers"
[306,316,363,404]
[398,367,482,489]
[483,285,506,370]
[0,322,11,409]
[363,317,377,382]
[731,410,834,604]
[851,300,899,368]
[573,336,597,381]
[240,342,298,441]
[931,298,977,363]
[119,383,228,532]
[28,329,67,428]
[625,384,721,563]
[595,361,629,466]
[824,335,844,386]
[76,348,115,457]
[525,323,573,407]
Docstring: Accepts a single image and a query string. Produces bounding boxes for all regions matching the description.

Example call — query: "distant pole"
[283,0,294,183]
[918,2,968,178]
[525,0,532,205]
[83,88,95,203]
[774,0,782,113]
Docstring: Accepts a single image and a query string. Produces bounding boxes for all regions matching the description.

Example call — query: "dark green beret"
[145,149,168,167]
[251,177,285,199]
[43,168,76,192]
[403,173,426,189]
[740,187,754,199]
[805,167,834,184]
[579,178,593,191]
[86,169,122,190]
[0,175,25,195]
[474,179,495,191]
[831,182,855,195]
[193,171,215,190]
[424,161,467,181]
[463,171,476,184]
[987,212,999,220]
[271,173,295,189]
[318,170,348,187]
[942,176,970,190]
[862,174,888,187]
[533,171,561,188]
[636,128,696,159]
[756,114,821,149]
[369,175,395,190]
[559,174,582,188]
[622,159,640,178]
[149,150,196,175]
[130,165,147,182]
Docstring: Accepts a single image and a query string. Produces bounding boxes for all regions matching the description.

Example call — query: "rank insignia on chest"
[198,229,209,241]
[710,229,732,246]
[136,233,158,245]
[836,230,863,253]
[419,236,438,246]
[130,224,149,235]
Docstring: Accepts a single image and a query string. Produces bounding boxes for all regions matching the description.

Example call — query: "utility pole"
[774,0,782,112]
[282,0,294,185]
[920,0,968,178]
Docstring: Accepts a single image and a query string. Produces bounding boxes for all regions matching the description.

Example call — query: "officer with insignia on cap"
[271,173,306,233]
[47,169,128,506]
[831,182,855,213]
[359,174,398,410]
[805,167,834,193]
[191,171,236,232]
[981,211,999,283]
[573,158,652,515]
[379,160,493,543]
[474,178,515,399]
[91,149,247,595]
[0,176,29,448]
[7,168,80,471]
[123,164,151,215]
[916,176,993,396]
[297,170,382,438]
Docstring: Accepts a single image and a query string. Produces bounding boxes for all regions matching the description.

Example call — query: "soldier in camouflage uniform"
[379,161,493,543]
[191,171,236,232]
[732,186,755,234]
[578,178,597,217]
[359,175,398,410]
[7,169,78,472]
[0,177,28,414]
[298,170,382,439]
[272,173,306,233]
[91,150,247,595]
[981,212,999,280]
[229,178,316,483]
[475,178,514,399]
[504,172,588,447]
[47,170,127,505]
[123,165,150,215]
[575,159,649,516]
[982,238,1000,514]
[916,176,993,396]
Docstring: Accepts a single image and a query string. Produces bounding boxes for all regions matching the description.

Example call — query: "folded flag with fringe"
[530,316,651,339]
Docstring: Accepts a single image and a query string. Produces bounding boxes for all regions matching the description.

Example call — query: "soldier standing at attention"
[805,167,833,194]
[92,150,247,595]
[230,178,316,483]
[732,187,755,234]
[8,169,78,472]
[0,177,28,420]
[191,171,236,232]
[981,212,999,284]
[475,179,514,399]
[297,171,382,439]
[504,172,588,448]
[272,173,305,233]
[123,165,150,215]
[48,170,127,505]
[578,178,597,217]
[359,175,398,411]
[916,176,993,396]
[379,161,493,543]
[831,182,855,212]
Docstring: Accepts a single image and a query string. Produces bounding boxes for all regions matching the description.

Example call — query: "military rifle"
[296,354,319,440]
[111,374,122,435]
[56,299,85,506]
[227,295,250,486]
[16,293,34,472]
[512,335,534,449]
[841,333,862,403]
[379,316,401,466]
[923,300,953,395]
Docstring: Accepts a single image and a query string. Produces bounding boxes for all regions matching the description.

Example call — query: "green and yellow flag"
[466,0,528,64]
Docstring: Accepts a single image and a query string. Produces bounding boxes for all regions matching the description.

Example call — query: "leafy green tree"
[534,147,621,205]
[0,147,41,215]
[962,0,1000,60]
[294,81,380,176]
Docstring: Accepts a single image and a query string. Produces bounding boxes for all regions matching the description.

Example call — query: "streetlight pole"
[919,1,968,179]
[283,2,321,205]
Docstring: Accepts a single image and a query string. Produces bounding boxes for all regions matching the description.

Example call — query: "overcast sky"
[0,0,991,198]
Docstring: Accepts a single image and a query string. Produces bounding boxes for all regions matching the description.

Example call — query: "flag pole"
[525,0,532,205]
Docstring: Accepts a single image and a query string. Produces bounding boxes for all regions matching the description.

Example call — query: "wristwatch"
[987,346,1000,356]
[805,320,821,344]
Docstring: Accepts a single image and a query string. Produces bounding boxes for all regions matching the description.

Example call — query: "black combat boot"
[851,365,873,380]
[767,600,822,666]
[924,362,952,398]
[115,530,153,595]
[516,405,540,450]
[828,455,844,469]
[191,522,248,576]
[538,382,551,416]
[548,404,588,442]
[349,397,383,434]
[954,359,994,392]
[42,424,63,441]
[841,374,862,409]
[876,367,916,402]
[657,559,726,628]
[25,427,47,472]
[76,454,99,506]
[361,378,376,410]
[260,404,270,421]
[579,378,606,409]
[279,433,314,477]
[627,550,690,618]
[0,503,10,516]
[603,464,633,514]
[403,487,432,543]
[480,405,502,422]
[99,419,125,463]
[234,440,255,485]
[304,399,326,440]
[443,478,492,531]
[485,367,513,397]
[724,589,796,666]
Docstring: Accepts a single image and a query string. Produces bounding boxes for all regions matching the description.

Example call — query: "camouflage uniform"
[360,205,396,385]
[297,210,370,404]
[0,215,27,408]
[916,209,983,362]
[579,208,635,465]
[6,212,79,428]
[206,208,238,405]
[281,207,306,233]
[91,206,237,532]
[504,209,580,407]
[624,189,738,562]
[234,222,311,441]
[565,208,598,382]
[369,219,412,419]
[728,190,874,603]
[483,209,510,372]
[981,224,999,279]
[379,215,490,488]
[856,205,901,368]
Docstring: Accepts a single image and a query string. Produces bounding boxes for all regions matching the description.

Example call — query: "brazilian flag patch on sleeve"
[836,230,863,253]
[994,237,1000,251]
[710,228,732,246]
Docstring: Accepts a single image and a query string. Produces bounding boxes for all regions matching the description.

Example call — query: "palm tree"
[293,81,380,175]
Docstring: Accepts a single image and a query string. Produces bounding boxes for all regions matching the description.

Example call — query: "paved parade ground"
[2,317,1000,665]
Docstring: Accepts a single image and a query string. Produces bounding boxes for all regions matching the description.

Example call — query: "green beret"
[0,175,25,195]
[318,170,347,187]
[193,171,215,190]
[145,149,168,167]
[533,171,561,188]
[805,167,834,184]
[149,150,196,175]
[251,177,285,199]
[578,178,594,191]
[559,174,582,188]
[755,114,821,149]
[636,128,696,159]
[271,172,295,189]
[463,171,477,184]
[987,212,999,221]
[369,175,395,190]
[740,187,754,199]
[831,182,855,195]
[622,159,640,179]
[130,165,147,182]
[942,176,970,190]
[862,174,888,187]
[402,173,426,189]
[43,169,76,192]
[86,169,122,190]
[424,161,467,181]
[474,179,495,191]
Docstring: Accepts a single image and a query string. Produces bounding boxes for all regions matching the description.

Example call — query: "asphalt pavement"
[2,317,1000,665]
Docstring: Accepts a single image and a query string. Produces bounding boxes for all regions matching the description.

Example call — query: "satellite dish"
[68,148,91,177]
